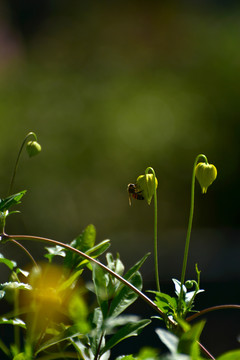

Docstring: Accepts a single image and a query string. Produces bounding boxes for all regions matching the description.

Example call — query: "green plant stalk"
[145,167,160,292]
[5,234,168,323]
[8,132,38,195]
[178,154,208,314]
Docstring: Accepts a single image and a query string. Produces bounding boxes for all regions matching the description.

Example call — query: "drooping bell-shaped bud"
[195,162,217,194]
[136,173,158,205]
[26,140,42,157]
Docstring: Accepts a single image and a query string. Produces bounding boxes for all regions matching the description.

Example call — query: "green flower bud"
[195,162,217,194]
[26,141,42,157]
[136,173,158,205]
[185,280,194,289]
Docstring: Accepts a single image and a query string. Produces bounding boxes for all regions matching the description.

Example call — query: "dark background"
[0,0,239,357]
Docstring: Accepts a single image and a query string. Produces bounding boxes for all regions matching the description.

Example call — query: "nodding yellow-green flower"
[195,162,217,194]
[26,140,42,157]
[136,173,158,205]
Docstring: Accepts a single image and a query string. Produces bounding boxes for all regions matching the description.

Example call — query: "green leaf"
[64,225,96,268]
[13,354,27,360]
[178,321,205,358]
[58,268,84,292]
[77,239,111,269]
[101,319,151,355]
[35,324,84,355]
[92,263,109,318]
[108,271,142,318]
[217,350,240,360]
[0,253,17,270]
[44,245,66,262]
[123,253,150,283]
[155,328,179,354]
[0,282,32,291]
[0,317,26,329]
[151,291,177,315]
[0,191,26,212]
[89,307,104,356]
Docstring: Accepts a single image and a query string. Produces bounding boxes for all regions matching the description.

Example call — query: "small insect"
[127,183,144,206]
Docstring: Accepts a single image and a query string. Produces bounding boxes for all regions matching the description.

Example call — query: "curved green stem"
[178,154,208,314]
[4,233,172,324]
[8,132,38,195]
[187,304,240,322]
[145,167,160,292]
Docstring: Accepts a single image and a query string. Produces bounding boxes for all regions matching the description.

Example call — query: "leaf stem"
[178,154,208,314]
[8,132,38,195]
[145,167,160,292]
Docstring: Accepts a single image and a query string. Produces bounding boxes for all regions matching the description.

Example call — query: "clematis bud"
[136,173,158,205]
[195,162,217,194]
[26,140,42,157]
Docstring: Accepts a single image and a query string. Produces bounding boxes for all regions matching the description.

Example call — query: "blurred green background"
[0,0,239,355]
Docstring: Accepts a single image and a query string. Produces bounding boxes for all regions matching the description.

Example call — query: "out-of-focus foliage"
[0,1,239,282]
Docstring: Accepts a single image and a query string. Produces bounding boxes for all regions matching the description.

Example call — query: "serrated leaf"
[155,328,179,354]
[101,319,151,355]
[217,349,240,360]
[151,292,177,314]
[0,191,26,212]
[108,271,142,319]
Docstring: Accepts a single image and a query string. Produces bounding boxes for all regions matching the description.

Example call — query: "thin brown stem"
[197,341,215,360]
[187,304,240,322]
[9,238,38,268]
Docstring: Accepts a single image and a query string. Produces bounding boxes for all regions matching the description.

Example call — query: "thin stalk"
[10,238,38,268]
[197,342,215,360]
[14,288,20,353]
[187,304,240,322]
[145,167,160,292]
[178,154,208,314]
[8,132,38,195]
[4,233,169,323]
